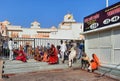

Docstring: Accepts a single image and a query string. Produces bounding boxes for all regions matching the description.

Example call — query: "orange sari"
[42,51,49,62]
[91,54,100,70]
[34,47,42,61]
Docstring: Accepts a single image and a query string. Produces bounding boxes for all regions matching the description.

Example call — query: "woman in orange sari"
[42,49,49,62]
[88,53,100,72]
[34,46,42,61]
[48,44,58,64]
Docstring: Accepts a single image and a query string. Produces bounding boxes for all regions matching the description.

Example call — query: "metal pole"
[106,0,109,7]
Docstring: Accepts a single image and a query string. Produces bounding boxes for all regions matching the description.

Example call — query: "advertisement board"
[84,2,120,32]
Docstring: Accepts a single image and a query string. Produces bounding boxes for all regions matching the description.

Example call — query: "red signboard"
[84,2,120,32]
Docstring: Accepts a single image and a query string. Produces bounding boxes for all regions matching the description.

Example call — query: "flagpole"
[106,0,109,7]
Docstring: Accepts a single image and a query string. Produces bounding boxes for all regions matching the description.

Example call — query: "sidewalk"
[2,68,119,81]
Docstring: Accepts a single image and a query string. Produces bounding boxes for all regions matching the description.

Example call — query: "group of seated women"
[34,44,58,64]
[13,44,58,64]
[13,44,100,72]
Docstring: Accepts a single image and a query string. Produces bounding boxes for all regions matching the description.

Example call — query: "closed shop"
[83,2,120,66]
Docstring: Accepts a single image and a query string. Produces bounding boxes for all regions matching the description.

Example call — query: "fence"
[0,38,81,60]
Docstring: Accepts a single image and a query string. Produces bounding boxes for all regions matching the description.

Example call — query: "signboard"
[84,2,120,32]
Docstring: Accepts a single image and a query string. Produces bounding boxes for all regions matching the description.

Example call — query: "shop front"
[83,2,120,66]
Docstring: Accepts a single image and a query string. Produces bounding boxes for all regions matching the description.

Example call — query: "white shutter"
[87,33,99,49]
[113,28,120,64]
[99,30,111,64]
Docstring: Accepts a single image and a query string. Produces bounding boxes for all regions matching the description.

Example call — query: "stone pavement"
[2,68,119,81]
[0,79,3,81]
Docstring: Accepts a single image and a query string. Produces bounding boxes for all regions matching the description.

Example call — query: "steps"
[2,59,120,80]
[95,65,120,80]
[2,59,81,74]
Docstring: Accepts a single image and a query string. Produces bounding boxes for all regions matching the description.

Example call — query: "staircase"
[2,59,81,74]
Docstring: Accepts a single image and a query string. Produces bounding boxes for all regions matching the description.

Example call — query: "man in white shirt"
[60,40,67,63]
[8,38,14,60]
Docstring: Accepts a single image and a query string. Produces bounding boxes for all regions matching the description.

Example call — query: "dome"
[51,26,57,29]
[2,20,11,25]
[64,14,73,19]
[31,21,40,26]
[64,13,75,22]
[31,21,40,28]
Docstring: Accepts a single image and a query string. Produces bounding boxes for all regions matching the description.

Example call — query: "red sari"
[48,44,58,64]
[15,50,27,62]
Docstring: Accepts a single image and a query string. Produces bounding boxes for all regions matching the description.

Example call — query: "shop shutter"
[87,33,99,49]
[113,28,120,64]
[99,30,111,64]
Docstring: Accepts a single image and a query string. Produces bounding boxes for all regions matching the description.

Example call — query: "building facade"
[50,13,83,40]
[0,13,84,40]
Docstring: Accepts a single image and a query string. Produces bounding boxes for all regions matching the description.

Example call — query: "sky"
[0,0,119,28]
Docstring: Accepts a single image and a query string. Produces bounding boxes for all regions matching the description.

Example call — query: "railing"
[0,38,81,60]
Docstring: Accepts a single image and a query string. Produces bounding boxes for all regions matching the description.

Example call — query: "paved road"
[2,68,119,81]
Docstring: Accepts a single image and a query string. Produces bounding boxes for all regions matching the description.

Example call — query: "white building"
[83,2,120,67]
[0,13,84,40]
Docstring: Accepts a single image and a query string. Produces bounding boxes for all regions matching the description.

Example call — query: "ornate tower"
[59,13,76,29]
[31,21,40,29]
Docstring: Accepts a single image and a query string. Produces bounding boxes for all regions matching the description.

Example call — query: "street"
[3,68,119,81]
